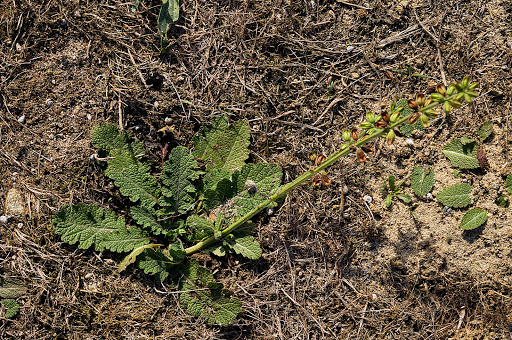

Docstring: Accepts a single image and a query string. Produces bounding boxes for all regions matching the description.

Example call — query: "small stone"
[164,117,172,124]
[46,99,53,107]
[5,188,25,218]
[363,195,372,204]
[17,115,25,123]
[405,138,414,146]
[426,193,433,200]
[0,216,8,224]
[342,185,349,195]
[346,45,354,52]
[84,273,94,279]
[351,73,360,79]
[86,114,92,120]
[17,222,23,228]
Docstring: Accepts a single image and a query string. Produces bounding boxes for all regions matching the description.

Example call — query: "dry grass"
[0,0,511,338]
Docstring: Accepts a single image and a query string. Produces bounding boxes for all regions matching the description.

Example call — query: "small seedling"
[496,195,509,208]
[505,174,512,194]
[381,175,411,207]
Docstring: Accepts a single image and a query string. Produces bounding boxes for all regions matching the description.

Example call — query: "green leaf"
[505,174,512,194]
[496,195,509,208]
[385,194,393,207]
[442,139,480,169]
[223,235,261,260]
[478,121,493,141]
[411,166,435,196]
[158,0,180,38]
[53,204,150,252]
[397,194,411,204]
[91,124,160,208]
[436,183,472,208]
[119,243,164,272]
[109,162,160,209]
[185,215,215,241]
[460,208,487,230]
[136,249,177,282]
[203,178,235,211]
[161,146,200,214]
[232,163,282,217]
[178,259,242,325]
[91,124,144,156]
[460,136,476,145]
[396,98,424,137]
[388,175,396,192]
[98,227,151,253]
[1,299,19,318]
[192,115,251,172]
[130,205,171,235]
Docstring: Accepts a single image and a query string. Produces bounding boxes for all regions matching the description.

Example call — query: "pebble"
[426,193,433,200]
[84,273,94,279]
[363,195,372,204]
[0,216,7,224]
[164,117,172,124]
[405,138,414,146]
[17,115,25,123]
[346,45,354,52]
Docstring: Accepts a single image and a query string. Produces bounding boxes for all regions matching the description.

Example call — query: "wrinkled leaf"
[478,121,493,141]
[411,166,435,196]
[161,146,201,214]
[53,204,150,252]
[436,183,472,208]
[460,208,487,230]
[442,139,479,169]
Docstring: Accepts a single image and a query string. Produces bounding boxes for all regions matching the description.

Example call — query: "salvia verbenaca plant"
[53,77,478,325]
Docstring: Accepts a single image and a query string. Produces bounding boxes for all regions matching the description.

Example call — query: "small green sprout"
[381,175,411,208]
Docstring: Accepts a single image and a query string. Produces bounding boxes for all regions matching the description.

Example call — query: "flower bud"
[420,114,430,128]
[308,152,317,161]
[461,76,470,89]
[430,93,445,102]
[407,99,418,110]
[381,112,390,123]
[446,84,456,96]
[416,93,425,106]
[449,100,461,108]
[366,112,376,123]
[342,129,351,141]
[443,101,452,114]
[386,130,395,145]
[390,112,400,123]
[436,84,447,96]
[424,109,439,118]
[408,112,420,124]
[360,121,373,129]
[351,128,359,141]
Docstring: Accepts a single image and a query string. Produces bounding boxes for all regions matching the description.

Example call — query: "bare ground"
[1,0,512,338]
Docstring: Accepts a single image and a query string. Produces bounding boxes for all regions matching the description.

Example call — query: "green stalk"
[184,88,472,256]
